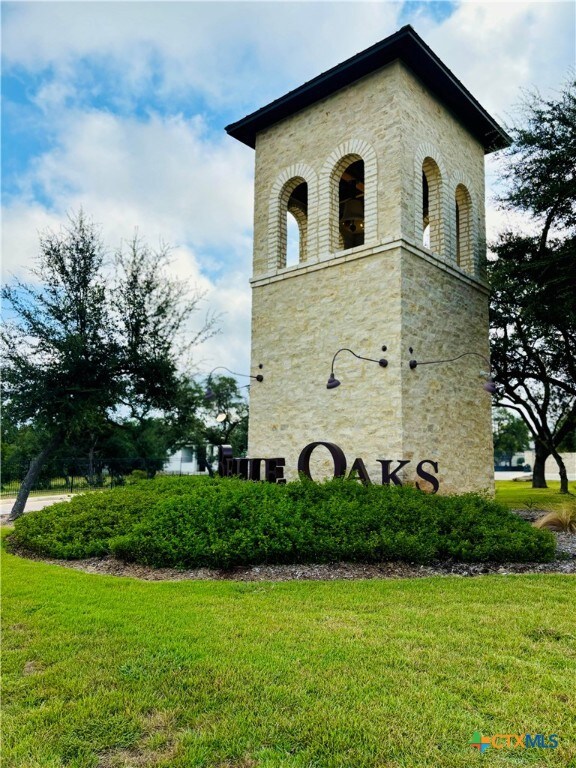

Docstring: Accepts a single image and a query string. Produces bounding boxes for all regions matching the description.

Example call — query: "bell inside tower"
[339,159,364,249]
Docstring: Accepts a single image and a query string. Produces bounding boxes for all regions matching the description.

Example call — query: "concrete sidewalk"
[1,494,73,519]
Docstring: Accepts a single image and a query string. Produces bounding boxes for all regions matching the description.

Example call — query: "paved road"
[1,494,73,519]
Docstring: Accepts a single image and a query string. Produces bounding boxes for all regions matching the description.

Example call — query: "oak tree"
[1,212,216,519]
[489,80,576,492]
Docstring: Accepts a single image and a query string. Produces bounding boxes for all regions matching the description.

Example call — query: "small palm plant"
[534,506,576,534]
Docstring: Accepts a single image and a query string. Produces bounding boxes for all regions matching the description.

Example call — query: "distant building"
[164,446,198,475]
[524,451,576,482]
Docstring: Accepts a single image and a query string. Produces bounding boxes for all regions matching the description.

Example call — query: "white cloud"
[422,1,574,250]
[0,202,64,279]
[2,2,402,109]
[7,107,254,253]
[191,267,255,377]
[3,0,574,380]
[4,2,572,122]
[426,1,575,121]
[2,106,257,374]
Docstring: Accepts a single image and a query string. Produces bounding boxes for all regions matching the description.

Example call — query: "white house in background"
[164,447,200,475]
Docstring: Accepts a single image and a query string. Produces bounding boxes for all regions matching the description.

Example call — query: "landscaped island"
[7,476,555,567]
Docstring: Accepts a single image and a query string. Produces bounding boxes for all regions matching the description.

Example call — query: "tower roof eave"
[225,25,511,154]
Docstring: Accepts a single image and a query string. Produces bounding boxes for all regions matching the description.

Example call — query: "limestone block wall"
[400,246,494,494]
[249,246,403,483]
[249,241,493,493]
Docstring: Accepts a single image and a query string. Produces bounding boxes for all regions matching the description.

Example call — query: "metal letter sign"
[217,442,439,491]
[377,459,411,486]
[415,460,440,493]
[297,442,347,480]
[217,445,286,483]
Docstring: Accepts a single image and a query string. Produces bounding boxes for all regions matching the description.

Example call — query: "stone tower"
[226,26,510,494]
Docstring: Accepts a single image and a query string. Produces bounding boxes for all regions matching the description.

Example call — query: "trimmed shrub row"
[9,476,556,567]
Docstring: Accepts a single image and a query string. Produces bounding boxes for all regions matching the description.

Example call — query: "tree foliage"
[200,375,249,456]
[559,426,576,453]
[493,408,531,467]
[499,80,575,228]
[489,80,576,493]
[1,212,217,518]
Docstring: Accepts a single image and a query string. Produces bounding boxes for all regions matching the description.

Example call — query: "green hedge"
[8,476,556,567]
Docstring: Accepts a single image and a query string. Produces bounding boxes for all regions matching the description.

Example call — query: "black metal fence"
[1,457,171,498]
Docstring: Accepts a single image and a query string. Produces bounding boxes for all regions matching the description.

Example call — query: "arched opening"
[455,184,472,270]
[275,178,308,268]
[286,182,308,266]
[422,172,430,248]
[286,213,300,266]
[422,158,442,254]
[321,140,376,256]
[338,159,364,250]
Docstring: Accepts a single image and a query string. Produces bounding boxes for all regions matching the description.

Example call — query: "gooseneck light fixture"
[408,350,495,393]
[327,347,388,389]
[204,365,263,401]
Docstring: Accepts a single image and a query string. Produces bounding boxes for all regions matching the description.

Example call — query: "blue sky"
[2,0,575,376]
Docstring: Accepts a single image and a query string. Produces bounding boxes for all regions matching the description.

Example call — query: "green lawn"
[2,539,575,768]
[495,480,576,512]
